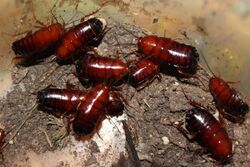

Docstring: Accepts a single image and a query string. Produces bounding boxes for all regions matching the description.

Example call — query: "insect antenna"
[65,0,110,28]
[199,51,216,78]
[105,115,122,134]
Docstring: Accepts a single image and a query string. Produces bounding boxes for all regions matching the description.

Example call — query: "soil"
[0,21,249,167]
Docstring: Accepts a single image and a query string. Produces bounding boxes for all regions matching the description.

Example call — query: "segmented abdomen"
[37,88,86,112]
[76,56,128,82]
[56,18,104,61]
[12,23,64,57]
[209,77,249,117]
[129,57,159,86]
[138,35,199,74]
[186,108,232,160]
[72,84,109,136]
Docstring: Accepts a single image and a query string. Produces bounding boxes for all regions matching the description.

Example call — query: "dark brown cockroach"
[184,107,233,162]
[37,87,124,118]
[209,76,249,123]
[56,18,107,62]
[138,35,199,76]
[179,88,233,163]
[37,88,86,117]
[12,23,65,66]
[128,56,160,90]
[72,84,110,136]
[75,55,129,86]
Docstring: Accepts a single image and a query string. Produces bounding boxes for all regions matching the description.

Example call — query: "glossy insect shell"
[106,91,124,117]
[186,108,233,161]
[72,84,109,136]
[138,35,199,74]
[37,88,86,113]
[76,56,129,82]
[209,77,249,117]
[56,18,105,61]
[37,87,124,118]
[12,23,64,57]
[129,57,159,86]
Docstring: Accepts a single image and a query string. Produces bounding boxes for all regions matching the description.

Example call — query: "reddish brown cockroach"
[12,23,65,66]
[72,83,126,136]
[200,54,249,123]
[128,56,160,90]
[178,89,233,163]
[185,107,233,162]
[138,35,199,76]
[122,30,200,76]
[56,18,107,62]
[72,84,110,136]
[209,76,249,123]
[37,86,124,118]
[75,54,129,86]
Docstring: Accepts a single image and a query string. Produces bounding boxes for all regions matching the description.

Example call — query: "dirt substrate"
[0,21,249,167]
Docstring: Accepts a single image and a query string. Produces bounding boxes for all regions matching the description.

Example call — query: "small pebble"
[157,149,165,154]
[30,74,36,81]
[162,136,169,145]
[174,121,179,125]
[174,81,179,86]
[18,83,26,92]
[9,140,14,145]
[138,153,153,162]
